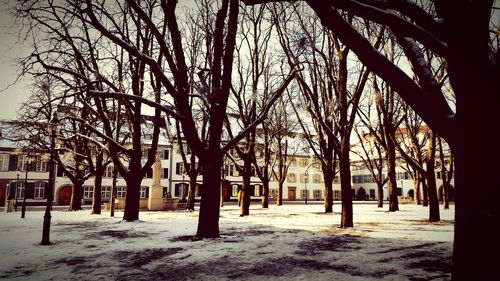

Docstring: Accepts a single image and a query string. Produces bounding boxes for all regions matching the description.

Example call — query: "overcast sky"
[0,3,31,120]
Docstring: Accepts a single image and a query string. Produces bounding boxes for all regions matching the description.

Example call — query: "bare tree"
[243,0,498,277]
[226,4,277,216]
[437,136,454,209]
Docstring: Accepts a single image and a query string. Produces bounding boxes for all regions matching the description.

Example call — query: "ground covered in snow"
[0,202,454,280]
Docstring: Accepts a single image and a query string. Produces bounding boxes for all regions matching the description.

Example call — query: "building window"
[314,189,321,199]
[301,189,309,199]
[174,184,187,198]
[84,186,94,199]
[16,181,25,199]
[299,158,309,167]
[334,176,339,184]
[34,182,45,199]
[287,173,296,183]
[0,154,8,171]
[18,155,29,171]
[436,171,441,179]
[163,149,169,159]
[334,190,341,199]
[300,173,309,183]
[117,186,127,198]
[289,157,297,167]
[254,184,261,197]
[313,174,321,183]
[162,168,169,179]
[36,160,48,172]
[176,162,186,175]
[232,185,239,197]
[140,186,148,198]
[101,186,111,199]
[104,166,114,178]
[270,189,277,198]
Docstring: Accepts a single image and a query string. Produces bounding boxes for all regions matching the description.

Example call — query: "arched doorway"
[58,185,72,205]
[357,187,366,200]
[407,189,414,200]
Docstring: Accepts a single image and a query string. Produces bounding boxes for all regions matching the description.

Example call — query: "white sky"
[0,203,454,280]
[0,3,31,120]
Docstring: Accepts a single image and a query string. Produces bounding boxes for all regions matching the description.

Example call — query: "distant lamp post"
[181,173,186,202]
[21,156,34,219]
[15,172,20,212]
[41,112,59,245]
[304,162,314,205]
[304,171,308,205]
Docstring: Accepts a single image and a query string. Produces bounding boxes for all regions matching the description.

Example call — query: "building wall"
[1,145,455,206]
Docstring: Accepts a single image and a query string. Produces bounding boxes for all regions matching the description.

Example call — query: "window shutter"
[163,149,169,159]
[176,163,180,175]
[146,166,153,178]
[26,182,36,199]
[9,182,16,199]
[8,155,18,171]
[145,187,149,198]
[56,164,63,177]
[163,168,168,179]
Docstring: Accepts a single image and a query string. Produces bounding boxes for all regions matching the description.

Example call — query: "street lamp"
[304,170,308,205]
[21,156,34,219]
[15,172,19,212]
[181,173,186,202]
[304,162,315,205]
[41,112,59,245]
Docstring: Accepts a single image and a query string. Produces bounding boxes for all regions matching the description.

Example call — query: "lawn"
[0,202,454,280]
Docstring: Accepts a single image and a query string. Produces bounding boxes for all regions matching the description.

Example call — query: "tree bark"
[426,130,440,222]
[186,176,197,211]
[240,159,252,216]
[413,177,421,205]
[68,181,83,211]
[421,171,428,206]
[261,180,269,208]
[91,168,104,214]
[377,182,384,208]
[386,139,399,212]
[323,170,335,213]
[277,181,283,206]
[123,176,141,221]
[196,156,222,238]
[339,147,353,227]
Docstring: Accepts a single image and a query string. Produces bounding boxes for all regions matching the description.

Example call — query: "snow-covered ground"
[0,202,454,280]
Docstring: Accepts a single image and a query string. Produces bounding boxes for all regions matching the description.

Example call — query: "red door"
[58,186,72,205]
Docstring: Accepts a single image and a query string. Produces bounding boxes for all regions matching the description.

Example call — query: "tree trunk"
[186,176,197,211]
[323,169,334,213]
[447,3,499,278]
[240,159,252,216]
[426,131,440,222]
[123,175,141,221]
[421,172,428,206]
[261,180,269,208]
[68,181,83,211]
[277,181,283,206]
[413,176,421,205]
[196,156,222,238]
[91,169,104,214]
[377,182,384,208]
[339,148,353,227]
[386,140,399,212]
[442,177,450,209]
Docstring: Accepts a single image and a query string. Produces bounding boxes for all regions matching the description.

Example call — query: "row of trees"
[4,0,498,279]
